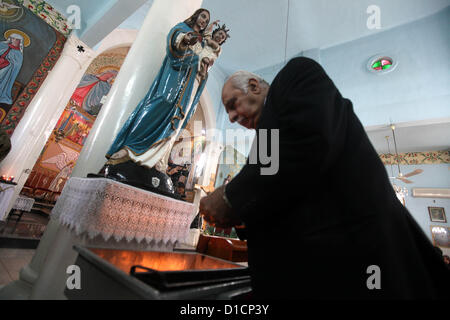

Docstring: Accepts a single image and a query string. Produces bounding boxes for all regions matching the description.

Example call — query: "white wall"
[245,7,450,128]
[320,7,450,127]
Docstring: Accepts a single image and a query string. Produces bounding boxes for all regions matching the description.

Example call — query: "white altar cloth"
[0,182,16,220]
[51,177,195,245]
[13,195,35,212]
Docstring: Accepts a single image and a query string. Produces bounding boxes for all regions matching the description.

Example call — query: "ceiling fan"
[385,124,423,184]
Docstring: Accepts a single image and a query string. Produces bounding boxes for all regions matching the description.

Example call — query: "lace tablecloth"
[51,177,196,245]
[13,196,35,212]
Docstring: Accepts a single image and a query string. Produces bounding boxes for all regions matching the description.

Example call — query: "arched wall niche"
[21,42,132,200]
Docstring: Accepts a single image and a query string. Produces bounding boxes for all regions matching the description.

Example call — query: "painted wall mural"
[22,47,130,199]
[379,150,450,165]
[0,0,68,135]
[16,0,71,36]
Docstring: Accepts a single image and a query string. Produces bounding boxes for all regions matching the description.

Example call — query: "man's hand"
[199,185,242,228]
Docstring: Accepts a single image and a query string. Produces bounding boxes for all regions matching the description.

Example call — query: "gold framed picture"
[430,226,450,248]
[428,207,447,223]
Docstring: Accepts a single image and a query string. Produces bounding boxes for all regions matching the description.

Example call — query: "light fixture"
[385,134,408,205]
[367,55,397,74]
[389,124,423,184]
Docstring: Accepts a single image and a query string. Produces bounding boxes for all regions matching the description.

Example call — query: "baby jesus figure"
[197,22,230,79]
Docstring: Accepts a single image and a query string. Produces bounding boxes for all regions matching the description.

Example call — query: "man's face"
[221,79,265,129]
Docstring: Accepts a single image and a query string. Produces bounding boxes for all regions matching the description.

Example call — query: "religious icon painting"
[0,0,66,135]
[39,139,79,173]
[0,107,5,122]
[0,28,30,121]
[71,69,119,119]
[0,0,25,23]
[23,46,130,196]
[53,108,93,146]
[428,207,447,223]
[430,226,450,248]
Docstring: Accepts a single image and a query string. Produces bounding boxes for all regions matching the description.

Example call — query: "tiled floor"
[0,211,48,239]
[0,249,35,286]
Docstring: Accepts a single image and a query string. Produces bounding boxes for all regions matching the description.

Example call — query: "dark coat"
[225,57,450,299]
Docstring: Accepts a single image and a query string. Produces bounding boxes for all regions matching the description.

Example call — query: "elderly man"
[199,57,449,299]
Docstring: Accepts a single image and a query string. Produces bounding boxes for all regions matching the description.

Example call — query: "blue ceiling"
[42,0,450,153]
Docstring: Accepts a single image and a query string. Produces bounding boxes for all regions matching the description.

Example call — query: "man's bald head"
[221,71,269,129]
[224,71,269,94]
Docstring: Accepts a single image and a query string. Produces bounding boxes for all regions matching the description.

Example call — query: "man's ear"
[248,78,261,94]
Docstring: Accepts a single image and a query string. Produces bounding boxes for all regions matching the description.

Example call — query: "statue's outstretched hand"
[183,32,200,46]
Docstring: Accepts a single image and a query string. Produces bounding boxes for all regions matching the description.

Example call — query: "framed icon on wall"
[428,207,447,223]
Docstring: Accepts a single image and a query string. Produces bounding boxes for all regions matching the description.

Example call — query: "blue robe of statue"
[0,43,23,105]
[106,22,207,158]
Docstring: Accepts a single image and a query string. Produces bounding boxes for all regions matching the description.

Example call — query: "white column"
[0,35,94,300]
[3,0,204,300]
[72,0,203,179]
[0,35,94,221]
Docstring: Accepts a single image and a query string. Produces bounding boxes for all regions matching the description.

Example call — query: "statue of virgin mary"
[95,9,212,198]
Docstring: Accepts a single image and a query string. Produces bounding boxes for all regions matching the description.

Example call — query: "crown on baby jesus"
[212,24,231,43]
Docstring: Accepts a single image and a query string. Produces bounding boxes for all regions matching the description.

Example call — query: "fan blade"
[402,169,423,178]
[397,177,413,184]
